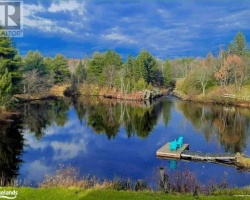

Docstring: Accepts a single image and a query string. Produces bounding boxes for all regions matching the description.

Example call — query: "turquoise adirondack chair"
[176,136,183,148]
[169,140,177,151]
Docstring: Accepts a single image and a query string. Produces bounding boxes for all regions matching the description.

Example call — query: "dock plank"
[181,150,236,161]
[156,143,189,159]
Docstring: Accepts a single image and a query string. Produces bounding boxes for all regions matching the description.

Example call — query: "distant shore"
[172,88,250,108]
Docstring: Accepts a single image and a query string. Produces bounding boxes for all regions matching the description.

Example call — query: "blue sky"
[14,0,250,59]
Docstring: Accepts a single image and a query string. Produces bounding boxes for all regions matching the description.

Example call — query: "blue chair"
[176,136,183,148]
[169,140,177,151]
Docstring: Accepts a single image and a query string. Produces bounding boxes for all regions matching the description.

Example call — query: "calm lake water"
[1,96,250,187]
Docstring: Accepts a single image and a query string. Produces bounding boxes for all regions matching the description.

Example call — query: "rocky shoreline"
[103,89,167,101]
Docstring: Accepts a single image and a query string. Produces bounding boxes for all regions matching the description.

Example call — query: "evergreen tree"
[136,50,157,84]
[228,32,247,56]
[104,49,122,69]
[23,51,46,75]
[87,52,105,84]
[124,55,134,92]
[0,68,12,106]
[0,27,21,92]
[75,60,86,84]
[163,60,172,86]
[52,54,70,84]
[44,57,54,72]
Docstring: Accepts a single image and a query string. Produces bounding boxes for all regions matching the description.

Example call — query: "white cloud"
[23,133,48,150]
[23,4,45,17]
[48,1,86,15]
[102,32,137,44]
[24,15,73,34]
[216,10,250,30]
[51,139,88,161]
[23,1,87,34]
[23,119,90,161]
[20,160,53,183]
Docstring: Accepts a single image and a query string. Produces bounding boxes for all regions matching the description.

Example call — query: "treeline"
[22,50,171,95]
[173,32,250,97]
[0,28,172,108]
[0,33,71,108]
[1,27,250,109]
[73,50,172,93]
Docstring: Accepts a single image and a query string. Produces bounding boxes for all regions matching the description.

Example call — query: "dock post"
[159,167,169,193]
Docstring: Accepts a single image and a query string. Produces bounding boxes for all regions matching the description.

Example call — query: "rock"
[143,89,163,100]
[143,90,152,100]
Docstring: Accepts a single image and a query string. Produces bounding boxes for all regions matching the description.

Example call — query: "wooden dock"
[156,143,189,159]
[181,150,236,161]
[156,142,236,161]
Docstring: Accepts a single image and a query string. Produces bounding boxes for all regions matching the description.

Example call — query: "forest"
[1,29,250,110]
[172,32,250,102]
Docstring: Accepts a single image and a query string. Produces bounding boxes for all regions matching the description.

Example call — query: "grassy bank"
[173,79,250,108]
[2,187,247,200]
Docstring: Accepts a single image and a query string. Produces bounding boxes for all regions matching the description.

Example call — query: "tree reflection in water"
[19,99,71,139]
[175,100,250,153]
[0,116,24,186]
[0,97,172,184]
[72,96,172,139]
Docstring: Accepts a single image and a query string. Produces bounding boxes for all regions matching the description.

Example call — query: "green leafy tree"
[22,52,58,93]
[134,77,147,91]
[124,55,134,92]
[75,60,87,84]
[163,60,172,86]
[102,50,122,88]
[87,52,105,84]
[228,32,247,56]
[136,50,157,84]
[0,68,12,106]
[103,49,122,69]
[52,54,70,84]
[0,28,22,92]
[44,57,54,72]
[23,51,46,75]
[132,58,143,80]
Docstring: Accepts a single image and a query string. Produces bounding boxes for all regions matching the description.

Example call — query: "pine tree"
[87,52,105,84]
[136,50,157,84]
[23,51,46,75]
[0,30,21,92]
[163,60,172,87]
[75,60,86,84]
[228,32,247,56]
[52,54,70,84]
[0,68,12,106]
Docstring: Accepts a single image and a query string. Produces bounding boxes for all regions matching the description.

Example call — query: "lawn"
[2,187,246,200]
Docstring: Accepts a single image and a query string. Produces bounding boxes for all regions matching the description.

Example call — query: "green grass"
[2,187,247,200]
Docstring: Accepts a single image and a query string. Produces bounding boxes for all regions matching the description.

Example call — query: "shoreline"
[172,90,250,108]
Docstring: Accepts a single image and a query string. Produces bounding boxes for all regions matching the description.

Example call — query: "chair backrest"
[178,136,183,143]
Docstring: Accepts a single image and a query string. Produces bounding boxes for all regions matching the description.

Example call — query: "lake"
[1,96,250,187]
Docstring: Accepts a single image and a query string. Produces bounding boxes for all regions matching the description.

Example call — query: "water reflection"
[1,96,250,186]
[0,116,24,186]
[175,100,250,153]
[19,99,71,139]
[72,96,171,139]
[18,96,172,140]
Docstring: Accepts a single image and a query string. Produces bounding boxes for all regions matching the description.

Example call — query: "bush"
[39,164,112,189]
[134,78,147,91]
